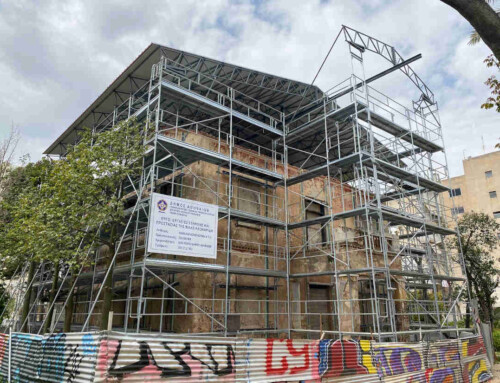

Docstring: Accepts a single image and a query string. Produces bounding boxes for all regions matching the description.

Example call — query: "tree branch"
[441,0,500,61]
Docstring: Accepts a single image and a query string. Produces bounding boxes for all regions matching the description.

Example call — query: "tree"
[467,6,500,112]
[467,2,500,47]
[0,157,94,332]
[0,159,55,331]
[49,119,145,330]
[450,212,500,326]
[0,124,19,195]
[441,0,500,61]
[481,55,500,112]
[442,0,500,112]
[0,119,144,333]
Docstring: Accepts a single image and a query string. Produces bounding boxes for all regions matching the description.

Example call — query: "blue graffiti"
[38,333,66,380]
[373,346,422,376]
[82,334,97,356]
[10,334,42,382]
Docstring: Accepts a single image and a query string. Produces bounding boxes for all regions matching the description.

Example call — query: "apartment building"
[442,150,500,301]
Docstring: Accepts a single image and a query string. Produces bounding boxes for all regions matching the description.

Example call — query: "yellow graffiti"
[461,340,468,359]
[359,340,377,374]
[469,359,488,383]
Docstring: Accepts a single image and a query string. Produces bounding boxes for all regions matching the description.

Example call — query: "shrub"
[493,329,500,351]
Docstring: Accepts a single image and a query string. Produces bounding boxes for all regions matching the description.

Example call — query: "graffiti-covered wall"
[93,333,236,382]
[0,331,492,382]
[0,332,100,383]
[245,337,492,382]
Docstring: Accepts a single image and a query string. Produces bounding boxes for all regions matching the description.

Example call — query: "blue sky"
[0,0,498,176]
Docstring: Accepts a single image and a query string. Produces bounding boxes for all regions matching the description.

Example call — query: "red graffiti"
[465,337,484,357]
[323,340,368,377]
[265,339,288,375]
[265,339,310,376]
[0,334,7,364]
[287,340,310,375]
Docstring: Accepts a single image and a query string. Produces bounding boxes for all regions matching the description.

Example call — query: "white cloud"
[0,0,498,176]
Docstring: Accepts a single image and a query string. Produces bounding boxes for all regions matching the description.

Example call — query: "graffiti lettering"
[373,346,422,376]
[461,337,490,383]
[0,332,97,383]
[286,340,310,375]
[265,338,312,376]
[265,339,288,375]
[0,332,492,383]
[319,339,368,377]
[38,333,66,380]
[108,339,235,379]
[65,343,84,383]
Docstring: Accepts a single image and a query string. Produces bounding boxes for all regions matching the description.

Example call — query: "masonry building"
[14,27,471,343]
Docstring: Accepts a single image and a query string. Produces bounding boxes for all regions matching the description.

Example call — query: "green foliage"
[450,212,500,324]
[0,284,9,319]
[494,307,500,328]
[468,30,482,46]
[455,318,466,328]
[50,118,145,254]
[0,118,145,329]
[0,158,55,274]
[48,118,146,329]
[493,329,500,351]
[1,118,145,271]
[481,55,500,112]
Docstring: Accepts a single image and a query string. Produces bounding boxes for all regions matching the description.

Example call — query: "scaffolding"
[6,26,472,342]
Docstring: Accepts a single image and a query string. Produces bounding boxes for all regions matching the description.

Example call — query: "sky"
[0,0,498,177]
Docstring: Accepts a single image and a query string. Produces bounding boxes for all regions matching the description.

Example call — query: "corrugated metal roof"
[45,44,323,156]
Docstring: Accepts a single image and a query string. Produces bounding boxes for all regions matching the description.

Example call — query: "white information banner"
[147,193,219,259]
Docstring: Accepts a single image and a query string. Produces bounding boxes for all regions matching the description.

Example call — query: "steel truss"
[5,27,473,342]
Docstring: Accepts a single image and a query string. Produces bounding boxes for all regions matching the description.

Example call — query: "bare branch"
[0,124,20,191]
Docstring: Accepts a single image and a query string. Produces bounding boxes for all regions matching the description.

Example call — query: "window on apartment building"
[490,191,497,199]
[451,206,465,215]
[448,188,461,197]
[485,170,493,178]
[305,199,328,248]
[494,211,500,219]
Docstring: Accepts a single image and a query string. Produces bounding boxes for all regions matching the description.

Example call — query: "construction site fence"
[0,330,492,382]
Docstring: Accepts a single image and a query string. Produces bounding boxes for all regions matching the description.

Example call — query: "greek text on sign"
[147,193,219,259]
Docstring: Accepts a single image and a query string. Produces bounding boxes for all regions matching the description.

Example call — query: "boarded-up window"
[236,289,263,330]
[305,199,327,248]
[291,282,301,329]
[359,279,389,332]
[235,178,261,234]
[308,284,333,333]
[235,178,261,229]
[237,179,261,215]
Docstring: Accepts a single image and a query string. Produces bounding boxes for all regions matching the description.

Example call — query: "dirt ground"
[492,363,500,382]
